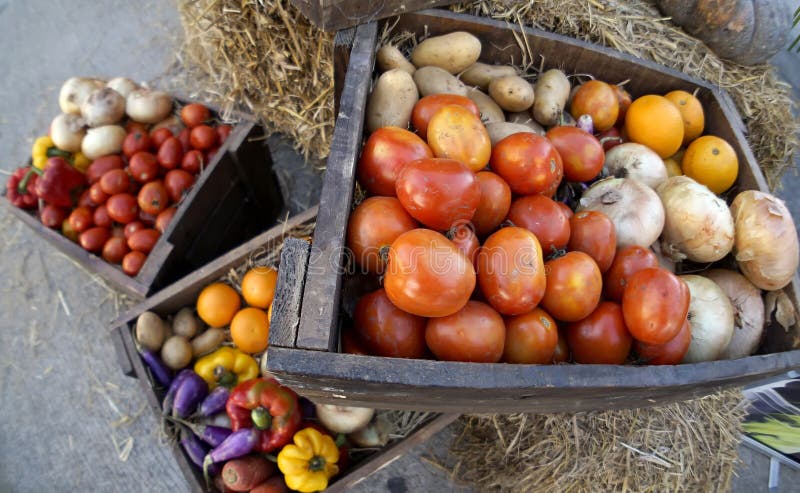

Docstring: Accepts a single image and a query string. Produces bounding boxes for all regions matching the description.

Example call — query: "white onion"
[105,77,139,99]
[680,275,735,363]
[58,77,105,114]
[126,88,173,124]
[730,190,799,291]
[80,87,126,126]
[650,241,676,273]
[315,404,374,434]
[347,414,390,448]
[604,143,667,189]
[81,125,126,160]
[705,268,764,359]
[50,113,86,152]
[577,177,664,248]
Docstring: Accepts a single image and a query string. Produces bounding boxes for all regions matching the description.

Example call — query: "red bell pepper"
[225,378,301,454]
[6,166,39,209]
[33,157,86,208]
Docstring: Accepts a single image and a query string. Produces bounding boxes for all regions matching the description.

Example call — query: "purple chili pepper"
[170,417,233,448]
[180,426,220,475]
[139,350,173,388]
[162,369,194,415]
[198,386,230,417]
[202,428,259,484]
[172,371,209,418]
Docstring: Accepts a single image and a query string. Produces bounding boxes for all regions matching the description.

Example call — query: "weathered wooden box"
[289,0,460,31]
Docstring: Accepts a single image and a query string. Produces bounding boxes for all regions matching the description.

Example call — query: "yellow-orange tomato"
[427,104,491,172]
[624,94,684,158]
[570,80,619,132]
[230,307,270,353]
[664,90,704,145]
[197,283,241,328]
[412,94,480,137]
[241,266,278,309]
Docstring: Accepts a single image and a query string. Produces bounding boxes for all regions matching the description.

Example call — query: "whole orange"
[241,266,278,309]
[624,95,684,158]
[664,90,704,145]
[230,307,270,353]
[570,80,619,132]
[196,283,241,328]
[682,135,738,194]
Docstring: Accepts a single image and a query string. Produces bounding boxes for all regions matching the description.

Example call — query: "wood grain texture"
[269,237,312,349]
[289,0,460,31]
[333,27,356,116]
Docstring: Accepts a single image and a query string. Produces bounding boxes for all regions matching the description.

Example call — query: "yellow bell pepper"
[31,136,71,170]
[193,347,259,389]
[71,152,90,173]
[277,427,340,493]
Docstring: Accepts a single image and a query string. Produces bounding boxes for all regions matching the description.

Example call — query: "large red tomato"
[545,126,605,182]
[603,245,659,301]
[490,132,563,195]
[346,197,418,275]
[506,194,571,253]
[471,171,512,236]
[427,104,491,172]
[541,251,602,322]
[634,317,691,365]
[568,211,617,272]
[503,307,559,364]
[447,223,479,267]
[425,301,505,363]
[356,127,433,196]
[622,267,690,345]
[552,331,570,363]
[384,229,475,317]
[477,227,546,316]
[566,301,632,364]
[395,158,480,231]
[412,95,480,137]
[354,288,426,358]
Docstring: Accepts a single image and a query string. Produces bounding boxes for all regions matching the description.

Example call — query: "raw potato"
[172,307,202,339]
[486,121,543,146]
[135,311,168,351]
[376,45,415,74]
[506,111,546,134]
[532,69,571,126]
[466,88,505,124]
[410,31,481,74]
[413,66,467,97]
[488,75,535,112]
[161,335,193,370]
[191,328,226,357]
[460,63,517,90]
[366,69,418,133]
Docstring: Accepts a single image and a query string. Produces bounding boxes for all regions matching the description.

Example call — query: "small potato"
[507,111,546,134]
[376,45,415,74]
[460,63,517,90]
[485,122,543,146]
[411,31,481,74]
[413,66,467,97]
[135,311,168,351]
[161,335,193,370]
[366,69,418,133]
[466,88,505,124]
[172,307,202,339]
[532,69,571,126]
[489,75,535,112]
[191,328,226,358]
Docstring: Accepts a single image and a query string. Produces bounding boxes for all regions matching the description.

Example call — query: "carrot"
[250,476,290,493]
[221,455,275,491]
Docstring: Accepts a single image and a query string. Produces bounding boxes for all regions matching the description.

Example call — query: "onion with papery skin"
[126,88,173,124]
[315,404,374,434]
[347,414,390,448]
[50,113,86,152]
[705,268,764,359]
[151,115,184,135]
[604,143,667,189]
[106,77,139,99]
[81,125,126,160]
[577,177,664,248]
[650,241,675,273]
[59,77,104,114]
[80,87,126,127]
[657,176,734,263]
[680,275,734,363]
[730,190,799,291]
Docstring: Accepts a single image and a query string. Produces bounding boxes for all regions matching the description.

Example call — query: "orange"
[241,266,278,309]
[682,135,738,194]
[230,307,270,353]
[664,90,704,145]
[663,148,685,177]
[196,283,241,328]
[624,94,684,158]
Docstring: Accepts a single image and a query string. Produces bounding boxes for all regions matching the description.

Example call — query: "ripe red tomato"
[603,245,659,301]
[503,307,559,364]
[93,205,112,228]
[122,251,147,276]
[622,267,690,344]
[634,317,691,365]
[88,182,109,205]
[177,128,192,153]
[506,194,571,253]
[566,301,632,364]
[412,94,480,137]
[425,301,505,363]
[122,129,152,158]
[149,128,173,149]
[128,152,159,183]
[556,201,573,219]
[102,237,130,264]
[68,207,94,233]
[99,169,131,195]
[568,211,617,272]
[447,223,479,266]
[356,127,433,196]
[216,124,233,144]
[137,181,170,215]
[347,197,418,275]
[395,158,480,231]
[180,103,211,128]
[124,220,146,239]
[340,327,369,355]
[157,137,185,170]
[181,149,204,174]
[552,331,570,363]
[477,227,546,316]
[471,171,512,236]
[426,104,491,172]
[128,228,160,254]
[77,189,96,208]
[164,169,195,202]
[139,209,157,227]
[545,126,605,182]
[570,80,619,132]
[490,133,563,195]
[354,288,426,358]
[86,155,124,184]
[190,125,218,150]
[384,229,475,317]
[40,205,66,229]
[155,207,177,233]
[79,227,111,253]
[598,127,624,152]
[106,194,139,224]
[541,251,602,322]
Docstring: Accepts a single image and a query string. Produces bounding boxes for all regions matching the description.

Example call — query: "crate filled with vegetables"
[111,207,457,492]
[2,76,283,298]
[262,9,800,413]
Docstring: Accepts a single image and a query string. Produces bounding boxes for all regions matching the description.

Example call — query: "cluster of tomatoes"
[342,91,694,366]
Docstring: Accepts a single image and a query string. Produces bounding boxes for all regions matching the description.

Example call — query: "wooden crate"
[263,9,800,413]
[1,103,284,299]
[289,0,460,31]
[110,206,457,492]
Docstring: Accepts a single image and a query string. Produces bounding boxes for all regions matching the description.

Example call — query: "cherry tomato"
[182,149,204,174]
[86,155,124,184]
[93,205,112,228]
[570,80,619,132]
[346,197,418,275]
[477,227,546,316]
[122,250,147,276]
[106,193,139,224]
[88,182,108,205]
[425,301,505,363]
[128,152,159,183]
[340,327,369,355]
[150,128,173,149]
[395,157,480,231]
[40,205,66,229]
[124,220,146,239]
[472,171,512,236]
[216,124,233,144]
[77,189,96,208]
[546,126,605,182]
[446,223,479,267]
[490,133,563,195]
[634,317,691,365]
[155,207,177,233]
[180,103,210,128]
[622,267,690,344]
[412,94,480,137]
[426,104,490,172]
[356,127,433,196]
[566,301,632,364]
[541,251,602,322]
[177,128,192,153]
[79,227,111,253]
[137,181,170,215]
[102,237,130,264]
[553,331,570,363]
[568,211,616,272]
[127,228,160,254]
[122,129,151,157]
[157,137,184,170]
[353,288,426,358]
[190,125,218,150]
[384,229,475,318]
[506,195,571,253]
[613,85,632,126]
[68,207,94,233]
[556,201,573,219]
[598,127,624,152]
[503,307,558,364]
[603,245,659,301]
[100,169,131,196]
[163,169,195,203]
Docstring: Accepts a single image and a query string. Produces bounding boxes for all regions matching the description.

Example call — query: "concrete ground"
[0,1,799,492]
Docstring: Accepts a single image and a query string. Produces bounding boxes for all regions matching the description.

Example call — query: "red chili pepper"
[6,166,39,209]
[225,378,301,454]
[33,157,86,208]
